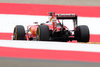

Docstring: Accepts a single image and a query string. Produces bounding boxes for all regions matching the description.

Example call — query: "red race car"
[13,12,90,42]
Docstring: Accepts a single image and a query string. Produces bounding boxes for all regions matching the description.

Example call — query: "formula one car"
[13,12,90,42]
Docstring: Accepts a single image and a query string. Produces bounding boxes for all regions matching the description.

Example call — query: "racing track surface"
[1,40,100,67]
[0,0,100,6]
[0,0,100,67]
[1,57,100,67]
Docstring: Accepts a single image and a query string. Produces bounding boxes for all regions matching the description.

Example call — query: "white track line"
[0,14,100,34]
[0,40,100,52]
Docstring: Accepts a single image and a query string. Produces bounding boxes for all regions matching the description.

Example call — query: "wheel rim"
[14,28,17,40]
[36,27,40,41]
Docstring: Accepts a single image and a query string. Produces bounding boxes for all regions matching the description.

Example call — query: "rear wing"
[48,12,78,29]
[56,14,77,19]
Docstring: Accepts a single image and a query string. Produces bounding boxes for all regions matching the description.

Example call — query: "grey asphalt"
[0,0,100,6]
[0,57,100,67]
[0,0,100,67]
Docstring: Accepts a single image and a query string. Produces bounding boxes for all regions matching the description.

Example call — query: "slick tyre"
[13,25,25,40]
[75,25,90,42]
[36,25,50,41]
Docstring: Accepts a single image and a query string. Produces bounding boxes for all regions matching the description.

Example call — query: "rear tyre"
[75,25,90,42]
[36,25,50,41]
[13,25,25,40]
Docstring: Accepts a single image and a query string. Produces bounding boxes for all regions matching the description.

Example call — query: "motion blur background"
[0,0,100,67]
